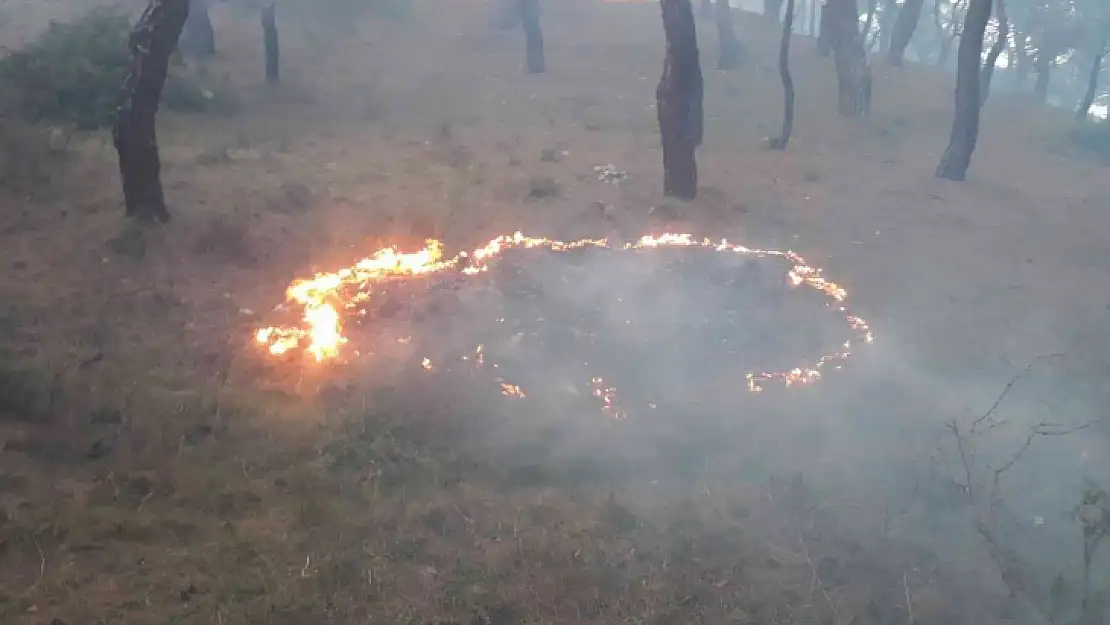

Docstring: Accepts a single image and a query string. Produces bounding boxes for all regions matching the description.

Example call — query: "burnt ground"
[1,0,1109,623]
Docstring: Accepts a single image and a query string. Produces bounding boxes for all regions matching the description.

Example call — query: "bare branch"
[970,354,1063,433]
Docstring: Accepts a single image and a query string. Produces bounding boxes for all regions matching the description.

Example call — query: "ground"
[1,0,1109,623]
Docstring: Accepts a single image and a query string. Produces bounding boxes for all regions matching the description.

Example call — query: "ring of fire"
[254,233,874,398]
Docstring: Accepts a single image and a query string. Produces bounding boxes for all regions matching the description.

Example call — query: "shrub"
[0,9,234,131]
[1068,119,1110,162]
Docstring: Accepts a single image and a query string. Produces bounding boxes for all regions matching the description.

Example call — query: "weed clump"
[0,9,235,131]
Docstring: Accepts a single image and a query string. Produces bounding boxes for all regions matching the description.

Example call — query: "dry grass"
[1,0,1108,623]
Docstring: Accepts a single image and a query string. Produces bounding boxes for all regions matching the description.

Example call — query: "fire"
[254,232,873,396]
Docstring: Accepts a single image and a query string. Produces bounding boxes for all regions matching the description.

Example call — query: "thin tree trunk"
[770,0,797,148]
[936,0,991,181]
[498,0,521,29]
[113,0,189,222]
[877,0,895,53]
[1076,44,1107,120]
[183,0,215,56]
[1033,47,1052,102]
[715,0,742,70]
[262,3,279,83]
[887,0,923,64]
[810,0,818,36]
[979,0,1007,105]
[765,0,784,23]
[862,0,878,46]
[817,0,834,55]
[657,0,704,200]
[519,0,545,73]
[829,0,871,117]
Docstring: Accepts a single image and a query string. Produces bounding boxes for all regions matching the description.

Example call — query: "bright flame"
[254,232,874,396]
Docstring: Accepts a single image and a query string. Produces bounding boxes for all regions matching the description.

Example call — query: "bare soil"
[1,1,1108,623]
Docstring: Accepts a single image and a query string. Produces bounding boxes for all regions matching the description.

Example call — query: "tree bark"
[518,0,545,74]
[888,0,924,65]
[657,0,704,200]
[936,0,991,181]
[979,0,1007,106]
[262,3,279,83]
[715,0,743,70]
[770,0,797,149]
[1076,43,1107,121]
[113,0,189,222]
[829,0,871,117]
[183,0,215,56]
[765,0,784,23]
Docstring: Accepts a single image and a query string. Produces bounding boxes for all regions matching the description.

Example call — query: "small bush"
[0,9,233,131]
[1068,119,1110,162]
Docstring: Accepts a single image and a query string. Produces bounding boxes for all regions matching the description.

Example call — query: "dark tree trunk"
[1076,45,1107,121]
[979,0,1007,106]
[518,0,545,74]
[770,0,797,149]
[183,0,215,56]
[829,0,871,117]
[715,0,742,70]
[936,0,991,181]
[262,3,279,83]
[817,0,834,56]
[113,0,189,222]
[765,0,784,23]
[657,0,704,200]
[888,0,924,65]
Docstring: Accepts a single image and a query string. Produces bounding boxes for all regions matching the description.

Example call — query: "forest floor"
[1,0,1110,623]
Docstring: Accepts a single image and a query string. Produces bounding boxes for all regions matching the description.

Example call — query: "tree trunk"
[1033,47,1052,102]
[877,0,895,54]
[817,0,834,56]
[770,0,797,149]
[979,0,1007,106]
[936,0,991,181]
[715,0,742,70]
[862,0,878,47]
[810,0,818,36]
[262,3,279,83]
[887,0,924,65]
[829,0,871,117]
[497,0,521,29]
[765,0,784,23]
[113,0,189,222]
[657,0,704,200]
[519,0,545,74]
[1076,45,1107,121]
[183,0,215,56]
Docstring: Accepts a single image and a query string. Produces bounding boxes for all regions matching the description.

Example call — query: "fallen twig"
[799,533,839,625]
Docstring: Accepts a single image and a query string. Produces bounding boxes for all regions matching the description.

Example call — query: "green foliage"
[0,9,237,131]
[0,10,132,130]
[1068,119,1110,161]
